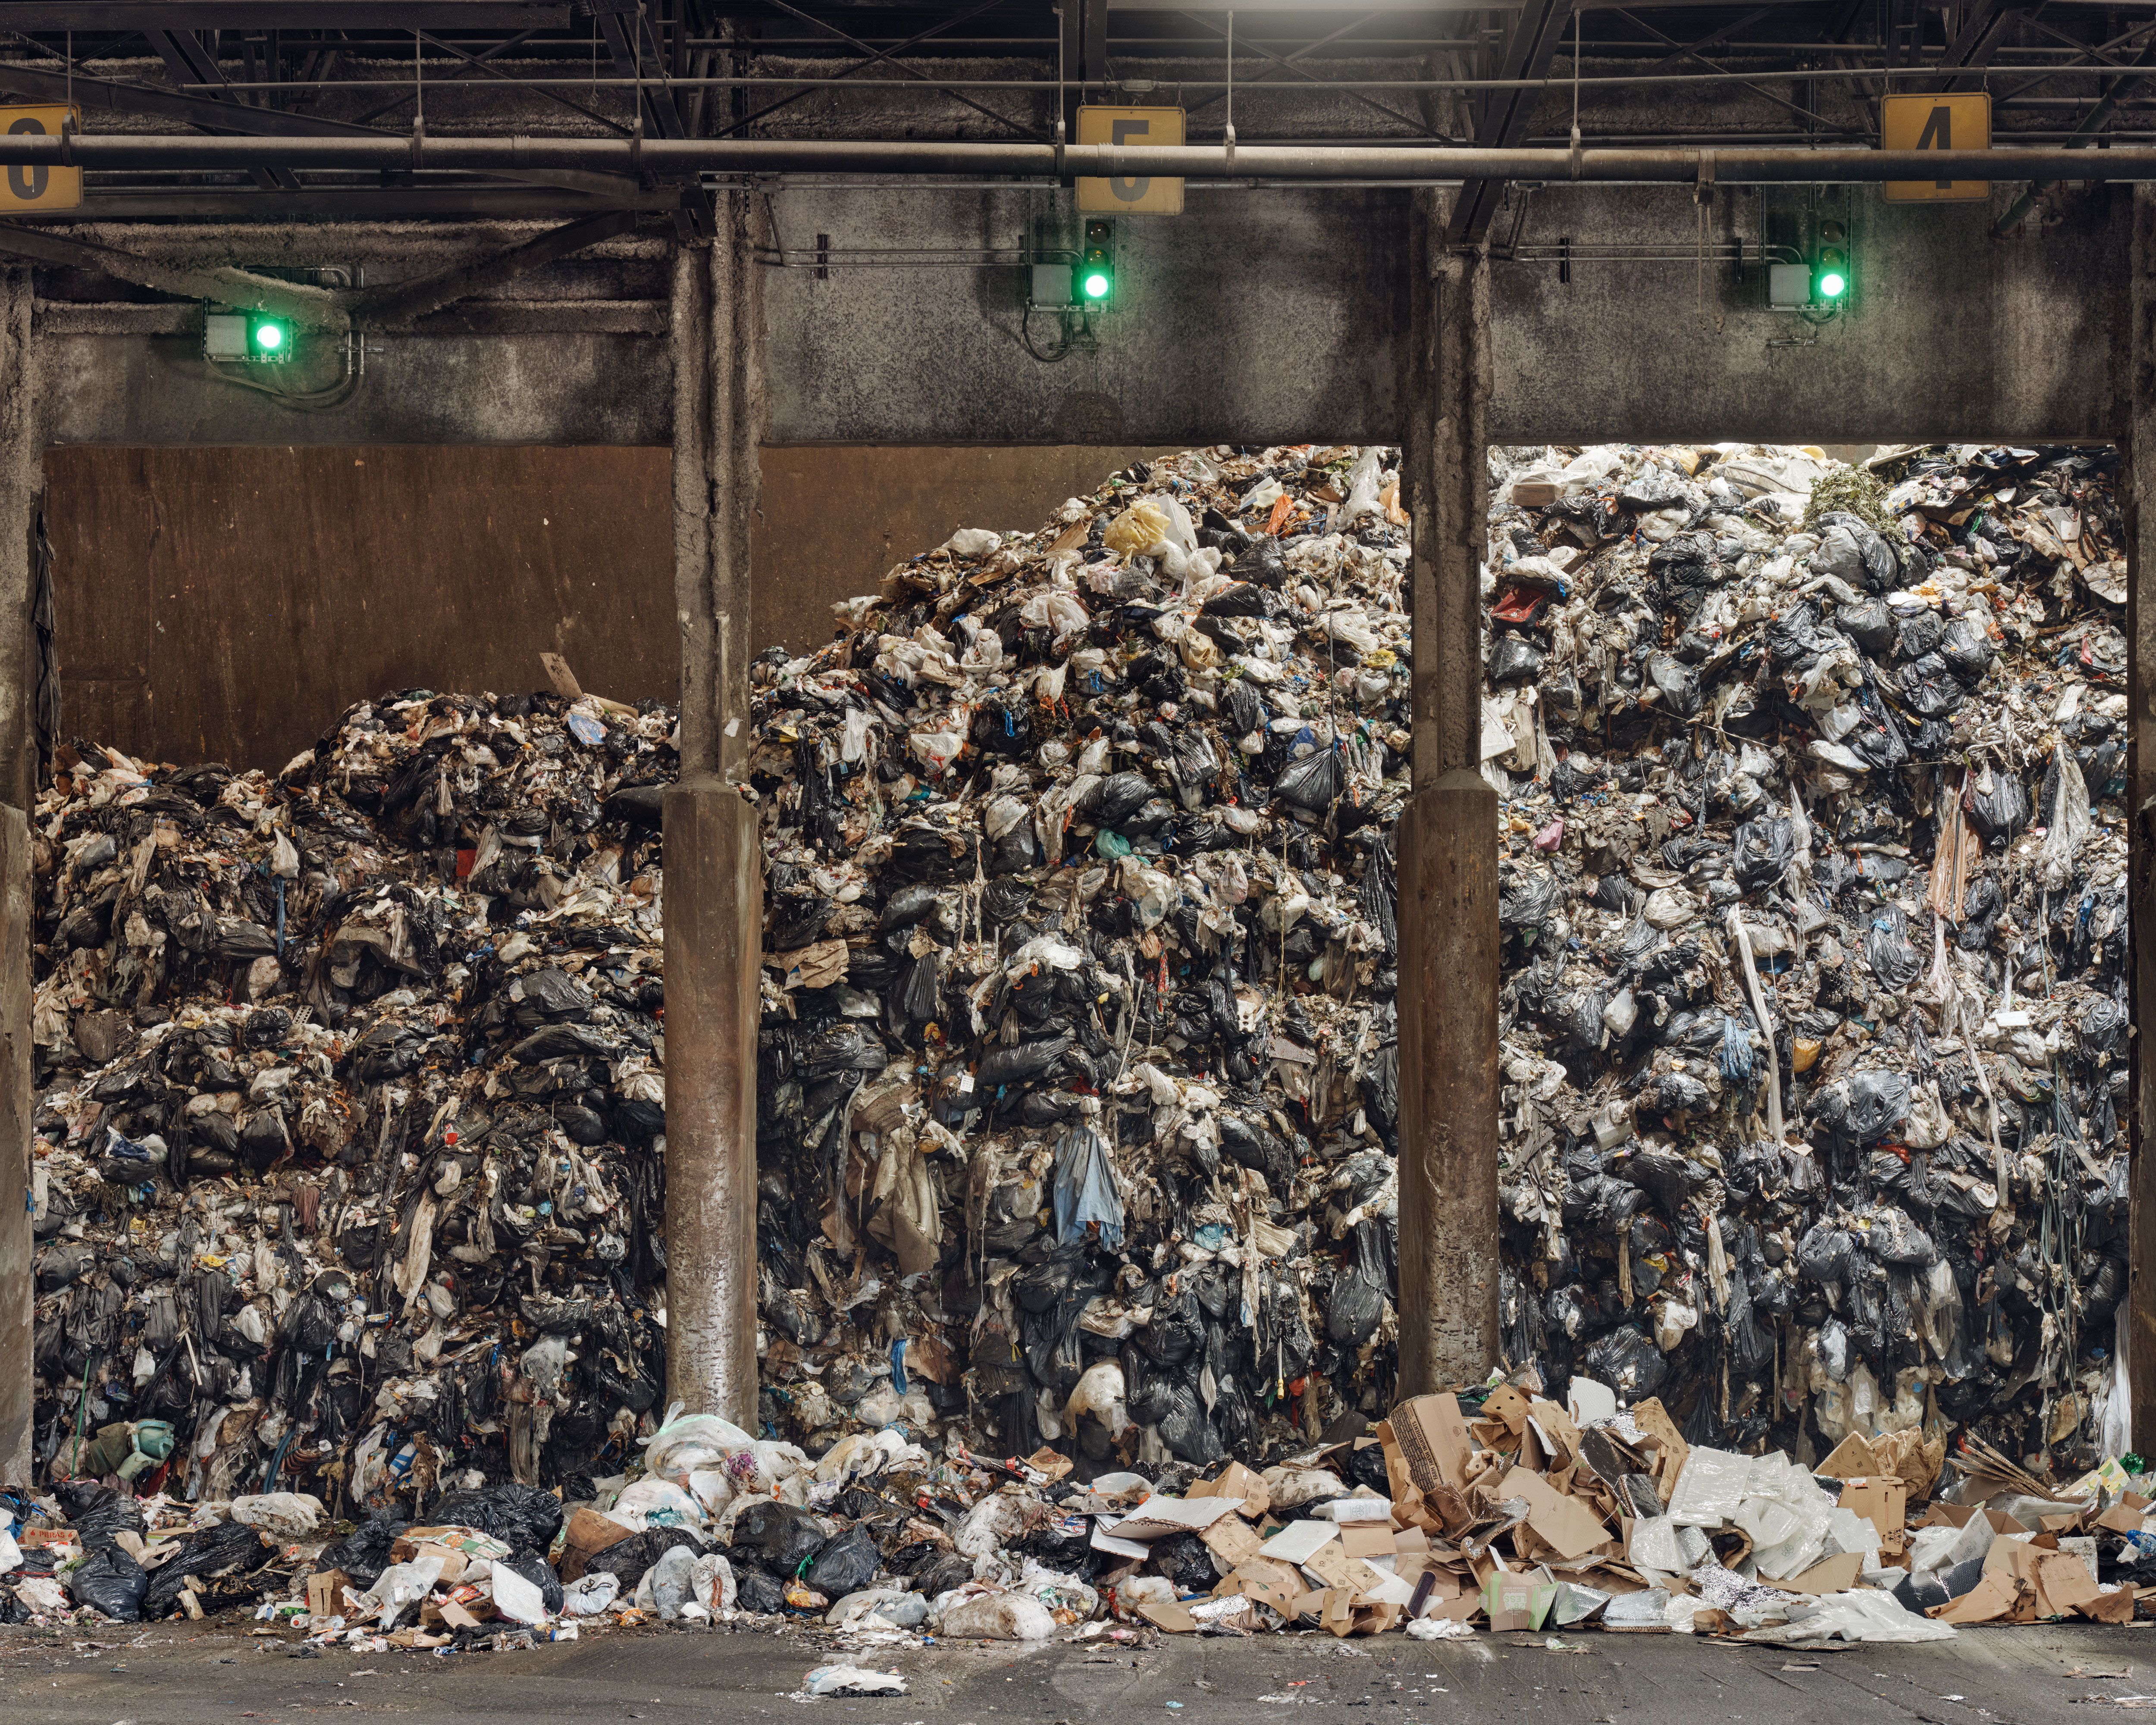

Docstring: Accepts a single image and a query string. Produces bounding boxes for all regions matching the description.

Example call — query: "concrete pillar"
[1396,194,1500,1397]
[662,200,765,1430]
[0,269,37,1484]
[2129,185,2156,1449]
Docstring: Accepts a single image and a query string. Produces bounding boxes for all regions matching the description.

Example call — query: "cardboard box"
[559,1506,636,1584]
[1837,1477,1908,1544]
[305,1569,351,1619]
[1387,1394,1475,1494]
[1482,1571,1557,1631]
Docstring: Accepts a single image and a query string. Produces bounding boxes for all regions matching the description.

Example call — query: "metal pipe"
[156,62,2156,90]
[9,136,2156,181]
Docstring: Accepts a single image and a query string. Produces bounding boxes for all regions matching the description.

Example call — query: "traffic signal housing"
[1813,221,1850,303]
[1074,219,1115,310]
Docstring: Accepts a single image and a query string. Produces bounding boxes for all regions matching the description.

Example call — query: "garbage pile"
[24,685,676,1522]
[1485,442,2130,1483]
[8,436,2143,1642]
[6,1388,2154,1643]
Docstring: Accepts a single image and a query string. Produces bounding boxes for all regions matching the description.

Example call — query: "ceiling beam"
[1925,0,2021,92]
[346,206,636,325]
[0,3,569,25]
[143,26,302,191]
[1446,0,1575,246]
[0,223,350,329]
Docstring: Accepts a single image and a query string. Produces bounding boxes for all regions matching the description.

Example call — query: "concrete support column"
[0,270,38,1484]
[662,200,765,1429]
[1396,194,1499,1397]
[2129,186,2156,1449]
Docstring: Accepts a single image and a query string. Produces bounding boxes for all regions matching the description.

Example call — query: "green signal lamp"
[247,313,292,361]
[1073,218,1116,310]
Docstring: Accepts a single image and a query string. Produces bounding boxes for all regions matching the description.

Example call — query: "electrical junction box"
[1029,263,1074,308]
[1767,263,1812,308]
[202,312,251,361]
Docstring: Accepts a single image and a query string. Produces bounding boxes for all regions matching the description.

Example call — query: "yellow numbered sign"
[0,106,81,211]
[1880,93,1989,203]
[1077,106,1184,216]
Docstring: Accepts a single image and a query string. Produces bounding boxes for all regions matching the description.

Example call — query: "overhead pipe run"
[0,135,2155,183]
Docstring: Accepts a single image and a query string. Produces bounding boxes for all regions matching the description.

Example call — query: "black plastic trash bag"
[1811,1070,1912,1144]
[1489,635,1545,684]
[1862,906,1924,992]
[1273,748,1344,814]
[1731,817,1793,891]
[68,1546,148,1621]
[803,1526,879,1597]
[1499,871,1563,935]
[1968,767,2031,841]
[1582,1324,1668,1403]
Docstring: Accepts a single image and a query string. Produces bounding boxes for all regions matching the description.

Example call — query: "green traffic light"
[1082,270,1110,300]
[1817,270,1847,299]
[255,322,283,351]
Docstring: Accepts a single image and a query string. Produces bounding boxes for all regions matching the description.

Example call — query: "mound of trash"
[10,438,2140,1640]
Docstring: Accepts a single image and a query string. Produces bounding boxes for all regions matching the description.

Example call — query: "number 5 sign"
[1077,106,1183,215]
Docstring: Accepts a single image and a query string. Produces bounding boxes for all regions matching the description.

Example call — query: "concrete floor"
[1,1620,2151,1725]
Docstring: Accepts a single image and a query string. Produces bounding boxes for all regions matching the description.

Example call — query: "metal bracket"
[1695,150,1716,203]
[630,112,645,179]
[410,114,424,170]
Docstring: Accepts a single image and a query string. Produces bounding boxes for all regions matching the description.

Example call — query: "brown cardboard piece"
[1496,1466,1612,1561]
[1817,1433,1883,1480]
[1387,1394,1476,1494]
[1628,1398,1690,1498]
[1227,1560,1303,1615]
[560,1506,636,1583]
[305,1570,351,1619]
[1202,1515,1265,1569]
[1526,1399,1583,1468]
[1482,1383,1533,1435]
[1836,1477,1908,1544]
[1190,1461,1268,1517]
[1339,1525,1396,1563]
[1134,1602,1198,1634]
[1932,1572,2024,1625]
[1780,1552,1864,1595]
[1301,1545,1387,1594]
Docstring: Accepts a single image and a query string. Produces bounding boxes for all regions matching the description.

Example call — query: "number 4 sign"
[1880,93,1990,203]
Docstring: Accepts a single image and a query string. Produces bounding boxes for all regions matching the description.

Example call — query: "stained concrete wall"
[761,187,1411,446]
[1489,183,2130,446]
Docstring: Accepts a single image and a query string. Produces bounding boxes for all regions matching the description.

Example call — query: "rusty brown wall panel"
[46,444,678,770]
[751,443,1175,652]
[45,442,1172,770]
